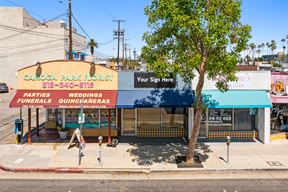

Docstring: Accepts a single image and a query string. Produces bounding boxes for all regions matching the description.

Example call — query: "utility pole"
[133,48,137,61]
[113,20,125,69]
[68,0,73,60]
[122,37,125,65]
[124,43,128,62]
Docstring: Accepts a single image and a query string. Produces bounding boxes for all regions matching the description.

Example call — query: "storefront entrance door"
[199,110,208,137]
[122,109,136,135]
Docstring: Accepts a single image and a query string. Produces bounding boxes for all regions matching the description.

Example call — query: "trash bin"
[15,119,23,144]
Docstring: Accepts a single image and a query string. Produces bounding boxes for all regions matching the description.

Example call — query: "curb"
[0,164,83,174]
[2,163,288,174]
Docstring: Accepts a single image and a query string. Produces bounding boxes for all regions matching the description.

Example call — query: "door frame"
[121,108,137,136]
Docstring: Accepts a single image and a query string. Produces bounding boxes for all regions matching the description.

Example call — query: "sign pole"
[78,99,84,165]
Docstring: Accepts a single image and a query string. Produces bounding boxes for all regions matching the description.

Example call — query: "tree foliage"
[142,0,251,90]
[88,39,98,56]
[142,0,251,164]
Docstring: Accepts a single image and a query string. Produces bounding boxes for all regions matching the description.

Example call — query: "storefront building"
[10,60,272,143]
[117,71,194,137]
[192,71,272,143]
[270,72,288,141]
[10,60,194,142]
[10,60,119,141]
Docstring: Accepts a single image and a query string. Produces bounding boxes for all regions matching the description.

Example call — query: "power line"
[0,12,67,42]
[0,43,65,58]
[98,39,115,45]
[0,24,65,38]
[5,0,46,20]
[71,14,92,40]
[0,39,65,50]
[98,0,117,20]
[82,0,117,20]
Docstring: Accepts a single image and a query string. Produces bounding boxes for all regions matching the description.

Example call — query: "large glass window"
[84,109,100,128]
[65,108,116,129]
[123,109,136,135]
[208,109,232,131]
[161,108,186,129]
[234,108,256,130]
[100,109,116,128]
[137,108,161,129]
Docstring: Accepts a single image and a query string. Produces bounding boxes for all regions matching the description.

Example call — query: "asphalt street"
[0,92,46,143]
[0,178,287,192]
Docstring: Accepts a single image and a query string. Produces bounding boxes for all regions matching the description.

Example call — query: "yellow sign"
[17,60,118,90]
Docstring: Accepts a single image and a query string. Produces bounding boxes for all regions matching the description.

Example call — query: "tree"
[271,40,277,55]
[87,39,98,56]
[281,38,286,62]
[249,43,256,64]
[142,0,251,164]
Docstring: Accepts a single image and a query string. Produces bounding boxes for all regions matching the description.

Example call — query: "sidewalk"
[0,139,288,173]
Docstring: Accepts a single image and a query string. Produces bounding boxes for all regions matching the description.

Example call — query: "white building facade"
[192,71,272,144]
[0,7,86,89]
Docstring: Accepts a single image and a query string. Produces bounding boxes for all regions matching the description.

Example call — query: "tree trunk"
[186,68,205,165]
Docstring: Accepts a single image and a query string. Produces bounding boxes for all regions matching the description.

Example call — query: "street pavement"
[0,178,288,192]
[0,91,46,143]
[0,139,288,173]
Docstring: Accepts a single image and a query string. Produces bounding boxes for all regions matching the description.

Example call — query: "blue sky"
[1,0,288,58]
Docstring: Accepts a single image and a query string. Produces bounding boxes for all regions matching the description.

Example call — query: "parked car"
[0,83,9,93]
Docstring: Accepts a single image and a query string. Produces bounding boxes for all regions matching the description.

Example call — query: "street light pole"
[226,136,231,163]
[78,99,83,165]
[98,136,103,165]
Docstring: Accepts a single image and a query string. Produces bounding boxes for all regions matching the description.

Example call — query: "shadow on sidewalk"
[124,137,211,166]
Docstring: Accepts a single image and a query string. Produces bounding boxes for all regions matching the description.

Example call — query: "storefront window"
[65,109,116,129]
[84,109,100,128]
[208,109,232,131]
[161,108,186,129]
[100,109,117,128]
[47,108,57,121]
[137,108,161,129]
[234,108,256,130]
[271,105,288,133]
[65,109,80,128]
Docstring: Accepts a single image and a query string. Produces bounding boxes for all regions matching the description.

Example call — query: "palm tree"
[271,40,277,55]
[87,39,98,56]
[256,49,261,60]
[281,38,286,53]
[249,43,256,64]
[266,42,271,55]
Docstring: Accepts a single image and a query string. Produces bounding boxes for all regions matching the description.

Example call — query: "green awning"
[202,90,272,108]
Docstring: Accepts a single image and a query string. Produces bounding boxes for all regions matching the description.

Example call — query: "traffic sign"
[78,113,85,124]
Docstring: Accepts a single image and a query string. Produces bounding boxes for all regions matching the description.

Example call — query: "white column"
[264,108,271,144]
[188,107,194,139]
[62,109,66,128]
[258,108,270,144]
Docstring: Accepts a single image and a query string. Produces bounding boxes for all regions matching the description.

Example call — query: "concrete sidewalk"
[0,140,287,173]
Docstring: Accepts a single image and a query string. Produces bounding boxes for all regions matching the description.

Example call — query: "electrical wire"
[0,43,65,58]
[0,25,66,39]
[71,14,92,40]
[72,13,115,46]
[0,12,67,42]
[5,0,46,20]
[0,39,65,50]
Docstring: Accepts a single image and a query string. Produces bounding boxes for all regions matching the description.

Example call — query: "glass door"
[122,109,136,135]
[199,110,208,137]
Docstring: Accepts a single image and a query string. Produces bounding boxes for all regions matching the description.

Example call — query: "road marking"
[14,158,24,164]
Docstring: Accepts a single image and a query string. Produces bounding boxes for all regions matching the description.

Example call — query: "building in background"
[0,7,86,89]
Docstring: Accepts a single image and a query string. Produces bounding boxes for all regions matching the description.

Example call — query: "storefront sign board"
[17,61,118,90]
[134,72,176,88]
[10,90,117,108]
